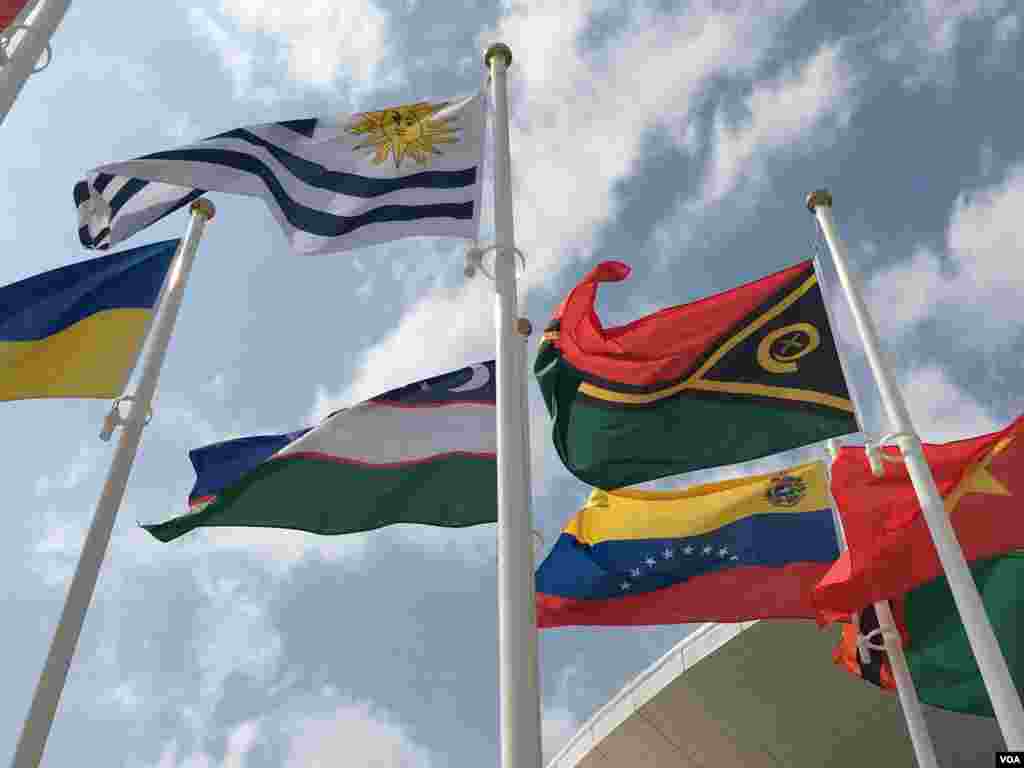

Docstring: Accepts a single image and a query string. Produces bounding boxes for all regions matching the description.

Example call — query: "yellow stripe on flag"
[0,308,152,401]
[563,461,830,545]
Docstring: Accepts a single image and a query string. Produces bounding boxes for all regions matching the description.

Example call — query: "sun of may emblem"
[348,101,460,169]
[765,475,807,507]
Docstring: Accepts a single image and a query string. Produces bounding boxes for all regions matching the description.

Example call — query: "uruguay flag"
[75,93,485,256]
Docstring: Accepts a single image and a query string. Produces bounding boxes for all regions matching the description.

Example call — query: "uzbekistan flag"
[144,362,497,542]
[535,260,859,489]
[536,461,840,627]
[0,239,178,401]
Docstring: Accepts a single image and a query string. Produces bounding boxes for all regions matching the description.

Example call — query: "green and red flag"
[534,260,859,489]
[813,415,1024,620]
[834,551,1024,717]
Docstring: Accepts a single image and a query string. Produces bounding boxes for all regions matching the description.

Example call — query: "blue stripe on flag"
[188,430,311,503]
[141,135,478,197]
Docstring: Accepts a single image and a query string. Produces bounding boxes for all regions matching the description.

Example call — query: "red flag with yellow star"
[813,415,1024,622]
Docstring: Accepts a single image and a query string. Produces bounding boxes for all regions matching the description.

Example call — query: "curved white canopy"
[547,620,1004,767]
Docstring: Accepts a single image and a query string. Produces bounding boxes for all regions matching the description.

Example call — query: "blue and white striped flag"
[74,92,485,255]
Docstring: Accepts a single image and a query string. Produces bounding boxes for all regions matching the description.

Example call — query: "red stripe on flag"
[537,562,830,627]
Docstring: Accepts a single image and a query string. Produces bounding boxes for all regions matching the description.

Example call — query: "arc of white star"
[718,547,729,558]
[702,545,713,556]
[620,582,632,591]
[644,556,656,567]
[683,545,694,555]
[630,567,641,578]
[663,548,674,559]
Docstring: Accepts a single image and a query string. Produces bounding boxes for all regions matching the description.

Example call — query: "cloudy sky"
[2,0,1022,765]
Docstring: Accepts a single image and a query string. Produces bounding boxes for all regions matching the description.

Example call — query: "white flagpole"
[0,0,71,128]
[10,199,216,768]
[485,42,544,768]
[808,189,1024,748]
[825,440,939,768]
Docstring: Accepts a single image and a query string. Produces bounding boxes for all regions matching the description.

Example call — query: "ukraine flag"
[0,239,179,401]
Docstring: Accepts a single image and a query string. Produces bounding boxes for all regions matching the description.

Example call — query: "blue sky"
[1,0,1022,765]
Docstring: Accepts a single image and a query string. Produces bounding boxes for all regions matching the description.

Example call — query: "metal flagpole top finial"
[806,189,833,212]
[190,198,216,221]
[484,42,512,70]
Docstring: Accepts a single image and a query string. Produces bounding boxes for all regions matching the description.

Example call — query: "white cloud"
[224,721,261,768]
[101,682,144,717]
[654,43,857,259]
[702,44,856,206]
[541,662,584,761]
[154,396,221,446]
[886,0,1013,86]
[993,12,1019,44]
[213,0,401,95]
[195,574,282,705]
[35,438,103,496]
[859,162,1024,348]
[148,721,260,768]
[30,508,86,587]
[201,372,230,403]
[284,701,434,767]
[188,8,273,103]
[901,364,1000,442]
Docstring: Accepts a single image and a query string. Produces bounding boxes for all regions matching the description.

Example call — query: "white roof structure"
[547,620,1004,767]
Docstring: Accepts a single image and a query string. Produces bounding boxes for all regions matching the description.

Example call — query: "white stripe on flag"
[279,402,496,465]
[74,92,486,255]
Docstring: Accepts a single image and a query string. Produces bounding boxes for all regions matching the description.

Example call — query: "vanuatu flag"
[834,552,1023,717]
[535,260,859,489]
[814,415,1024,620]
[536,461,840,627]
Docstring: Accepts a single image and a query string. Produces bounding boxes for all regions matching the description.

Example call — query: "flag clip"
[0,25,53,73]
[863,432,914,477]
[531,529,544,563]
[99,396,153,442]
[857,627,885,663]
[463,243,526,282]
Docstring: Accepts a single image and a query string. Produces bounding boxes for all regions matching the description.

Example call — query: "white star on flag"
[630,567,642,578]
[644,556,656,567]
[683,545,694,555]
[663,548,674,559]
[718,547,729,557]
[620,582,632,591]
[702,545,713,555]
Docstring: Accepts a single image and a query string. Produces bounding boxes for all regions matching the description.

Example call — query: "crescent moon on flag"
[450,363,491,392]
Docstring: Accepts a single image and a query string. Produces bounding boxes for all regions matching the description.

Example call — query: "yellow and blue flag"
[536,461,840,627]
[0,239,179,401]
